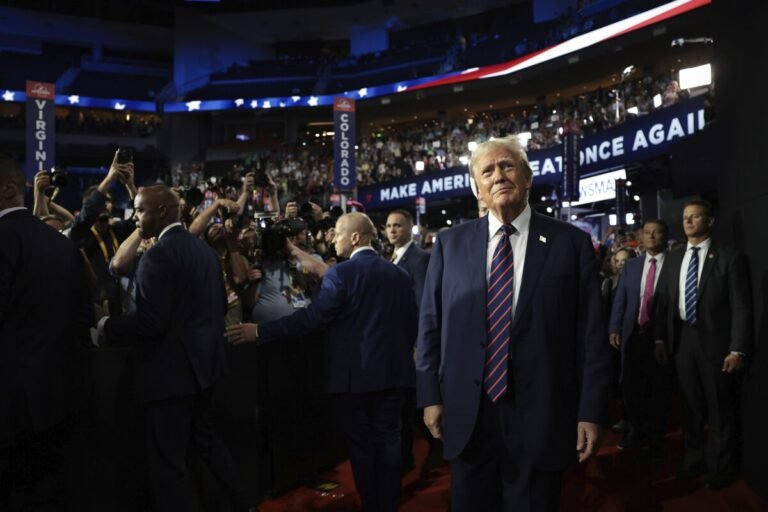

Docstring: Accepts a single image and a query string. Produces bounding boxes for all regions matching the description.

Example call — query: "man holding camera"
[70,150,137,315]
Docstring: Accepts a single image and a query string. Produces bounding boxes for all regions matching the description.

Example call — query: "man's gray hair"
[469,135,532,179]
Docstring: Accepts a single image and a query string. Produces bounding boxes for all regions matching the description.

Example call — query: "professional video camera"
[258,216,308,262]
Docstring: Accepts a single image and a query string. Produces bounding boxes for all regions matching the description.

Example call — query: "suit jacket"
[397,242,430,310]
[259,249,417,394]
[416,211,611,469]
[105,226,228,403]
[608,255,666,345]
[654,243,752,363]
[0,209,92,440]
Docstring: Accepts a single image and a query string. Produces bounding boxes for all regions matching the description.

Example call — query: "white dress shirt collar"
[686,237,711,252]
[351,246,376,259]
[0,206,27,219]
[392,240,413,264]
[158,222,184,240]
[487,203,531,238]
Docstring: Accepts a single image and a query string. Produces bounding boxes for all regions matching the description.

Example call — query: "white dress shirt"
[0,206,26,218]
[678,238,711,321]
[637,251,666,324]
[391,240,413,265]
[158,221,183,240]
[486,203,531,319]
[350,246,376,258]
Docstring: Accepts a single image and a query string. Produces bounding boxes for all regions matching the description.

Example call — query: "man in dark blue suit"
[99,185,249,512]
[0,156,92,510]
[416,136,611,511]
[386,208,436,472]
[609,219,673,458]
[228,212,417,512]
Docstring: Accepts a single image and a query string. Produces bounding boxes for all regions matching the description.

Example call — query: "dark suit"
[0,209,92,510]
[608,254,673,449]
[104,226,247,511]
[395,241,433,470]
[417,210,611,511]
[397,242,430,309]
[260,248,417,512]
[654,242,752,475]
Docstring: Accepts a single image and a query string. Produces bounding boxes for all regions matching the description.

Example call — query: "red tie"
[638,257,657,326]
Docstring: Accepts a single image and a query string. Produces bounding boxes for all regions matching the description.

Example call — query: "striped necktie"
[485,224,516,402]
[684,247,700,324]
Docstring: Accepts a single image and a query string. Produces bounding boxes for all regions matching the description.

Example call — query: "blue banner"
[25,80,56,182]
[358,97,707,210]
[561,131,580,201]
[333,97,356,191]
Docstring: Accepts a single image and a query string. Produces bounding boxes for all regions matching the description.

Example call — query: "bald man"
[229,213,418,512]
[100,186,250,512]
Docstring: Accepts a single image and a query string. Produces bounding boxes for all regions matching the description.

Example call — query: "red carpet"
[259,429,768,511]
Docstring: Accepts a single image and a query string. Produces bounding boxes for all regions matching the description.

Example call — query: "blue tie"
[684,246,700,324]
[485,224,515,402]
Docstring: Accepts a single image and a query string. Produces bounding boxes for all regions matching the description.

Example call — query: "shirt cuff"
[96,316,109,346]
[730,351,746,357]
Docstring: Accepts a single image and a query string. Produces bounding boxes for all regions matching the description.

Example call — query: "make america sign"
[358,97,707,209]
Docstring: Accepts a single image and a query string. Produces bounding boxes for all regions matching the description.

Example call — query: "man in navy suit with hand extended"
[228,212,417,512]
[416,136,612,511]
[99,185,250,512]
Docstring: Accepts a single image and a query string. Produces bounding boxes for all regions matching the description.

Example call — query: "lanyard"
[91,225,119,263]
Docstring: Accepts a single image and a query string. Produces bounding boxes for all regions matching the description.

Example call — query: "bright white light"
[558,126,564,134]
[468,141,478,152]
[446,219,453,226]
[262,100,271,109]
[541,196,547,201]
[626,181,632,187]
[571,214,578,220]
[411,226,420,236]
[441,210,447,215]
[308,96,319,106]
[415,161,425,172]
[653,94,662,108]
[67,95,79,104]
[279,102,286,108]
[358,88,368,98]
[186,101,201,112]
[570,169,626,206]
[679,63,712,90]
[517,131,532,147]
[250,100,258,109]
[562,201,570,207]
[396,85,408,92]
[546,207,553,213]
[626,213,635,225]
[114,102,126,110]
[609,214,617,226]
[291,96,301,102]
[234,98,244,107]
[633,195,640,201]
[2,90,14,101]
[459,156,469,166]
[623,65,636,76]
[461,67,479,74]
[627,106,639,115]
[489,136,495,141]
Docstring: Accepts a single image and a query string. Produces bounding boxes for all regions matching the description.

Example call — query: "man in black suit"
[0,155,92,510]
[99,185,250,511]
[228,212,418,512]
[655,199,752,489]
[386,209,439,473]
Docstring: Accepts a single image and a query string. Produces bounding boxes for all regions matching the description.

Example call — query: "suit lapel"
[511,212,551,331]
[468,215,489,315]
[398,243,413,267]
[697,244,717,300]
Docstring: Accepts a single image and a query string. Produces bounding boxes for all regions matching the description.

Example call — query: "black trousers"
[142,387,249,512]
[334,389,404,512]
[450,394,562,512]
[674,322,739,474]
[621,326,674,446]
[0,419,77,512]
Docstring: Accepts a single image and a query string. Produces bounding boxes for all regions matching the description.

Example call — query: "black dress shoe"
[704,472,737,490]
[676,463,707,480]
